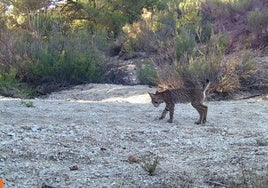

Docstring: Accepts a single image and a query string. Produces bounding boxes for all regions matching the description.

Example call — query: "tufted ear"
[148,92,154,98]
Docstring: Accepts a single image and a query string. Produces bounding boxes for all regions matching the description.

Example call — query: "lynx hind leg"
[191,102,208,125]
[203,105,208,123]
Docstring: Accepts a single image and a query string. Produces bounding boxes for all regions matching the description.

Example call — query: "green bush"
[175,29,196,61]
[135,59,158,85]
[247,9,268,45]
[24,29,105,85]
[169,32,226,88]
[0,29,106,97]
[0,68,34,98]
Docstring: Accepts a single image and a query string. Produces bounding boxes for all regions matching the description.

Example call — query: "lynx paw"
[168,119,173,123]
[195,120,206,125]
[195,121,201,125]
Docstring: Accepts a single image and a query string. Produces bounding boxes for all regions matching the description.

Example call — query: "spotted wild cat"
[148,80,210,124]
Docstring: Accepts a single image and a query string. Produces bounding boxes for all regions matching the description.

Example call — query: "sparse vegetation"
[256,138,268,147]
[139,153,161,176]
[20,100,34,108]
[238,163,268,188]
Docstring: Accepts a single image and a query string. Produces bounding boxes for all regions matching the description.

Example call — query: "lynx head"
[148,91,164,107]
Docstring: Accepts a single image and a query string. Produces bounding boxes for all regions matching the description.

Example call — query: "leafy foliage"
[135,59,158,85]
[0,68,34,98]
[140,0,258,97]
[0,0,266,97]
[26,29,105,85]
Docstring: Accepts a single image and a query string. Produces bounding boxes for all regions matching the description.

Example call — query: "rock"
[128,155,139,163]
[69,165,79,171]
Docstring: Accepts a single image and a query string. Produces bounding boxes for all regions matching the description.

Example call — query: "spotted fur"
[148,80,210,124]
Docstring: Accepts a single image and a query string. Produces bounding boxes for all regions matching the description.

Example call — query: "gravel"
[0,84,267,187]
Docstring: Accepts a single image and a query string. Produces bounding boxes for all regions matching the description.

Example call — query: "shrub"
[175,28,196,61]
[0,11,108,95]
[202,0,268,50]
[247,9,268,46]
[121,20,158,57]
[159,30,255,98]
[215,50,255,95]
[25,29,105,86]
[166,32,226,88]
[0,68,34,98]
[135,59,158,85]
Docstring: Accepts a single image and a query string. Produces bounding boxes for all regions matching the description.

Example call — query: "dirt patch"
[0,84,268,187]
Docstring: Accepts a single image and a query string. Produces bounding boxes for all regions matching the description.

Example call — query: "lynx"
[148,80,210,124]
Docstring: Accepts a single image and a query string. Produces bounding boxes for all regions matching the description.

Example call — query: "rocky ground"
[0,84,268,187]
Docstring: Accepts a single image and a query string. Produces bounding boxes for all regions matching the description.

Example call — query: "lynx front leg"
[159,106,169,120]
[167,103,174,123]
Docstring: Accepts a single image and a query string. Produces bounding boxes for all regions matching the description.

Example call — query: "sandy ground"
[0,84,268,187]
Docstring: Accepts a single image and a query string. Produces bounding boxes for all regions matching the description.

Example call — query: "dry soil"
[0,84,268,187]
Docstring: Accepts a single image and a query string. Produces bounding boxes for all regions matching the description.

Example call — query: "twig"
[234,94,262,100]
[206,180,226,187]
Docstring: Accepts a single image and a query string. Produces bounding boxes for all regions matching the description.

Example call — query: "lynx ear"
[149,92,157,99]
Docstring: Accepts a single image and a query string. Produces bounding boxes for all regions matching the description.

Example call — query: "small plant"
[20,100,34,108]
[239,162,268,188]
[139,153,160,176]
[256,139,268,146]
